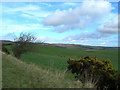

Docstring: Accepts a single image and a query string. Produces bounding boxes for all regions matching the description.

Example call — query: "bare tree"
[12,32,36,59]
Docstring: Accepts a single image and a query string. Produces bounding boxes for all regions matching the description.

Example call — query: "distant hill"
[35,42,118,50]
[0,40,13,45]
[0,40,118,50]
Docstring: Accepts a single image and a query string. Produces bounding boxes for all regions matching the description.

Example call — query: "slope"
[2,52,83,88]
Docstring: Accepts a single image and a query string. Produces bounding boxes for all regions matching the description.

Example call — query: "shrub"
[12,32,36,59]
[2,46,9,54]
[115,73,120,89]
[66,56,118,89]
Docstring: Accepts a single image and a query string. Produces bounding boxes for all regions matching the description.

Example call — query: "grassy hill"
[2,52,85,88]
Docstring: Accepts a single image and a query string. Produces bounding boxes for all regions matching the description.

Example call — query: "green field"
[3,44,119,88]
[6,45,119,71]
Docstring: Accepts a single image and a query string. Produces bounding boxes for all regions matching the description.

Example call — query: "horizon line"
[0,39,119,47]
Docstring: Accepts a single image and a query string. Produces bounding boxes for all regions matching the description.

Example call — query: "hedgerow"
[66,56,119,89]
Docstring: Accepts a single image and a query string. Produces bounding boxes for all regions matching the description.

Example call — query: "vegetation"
[1,46,10,54]
[66,56,119,89]
[3,43,119,88]
[5,45,118,71]
[22,46,118,70]
[2,52,83,88]
[12,33,36,59]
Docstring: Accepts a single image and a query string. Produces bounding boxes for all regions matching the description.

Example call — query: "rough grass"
[2,52,85,88]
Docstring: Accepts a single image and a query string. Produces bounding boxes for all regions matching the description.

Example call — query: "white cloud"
[62,14,118,45]
[1,24,50,34]
[100,42,107,45]
[36,36,48,42]
[4,4,51,18]
[6,4,40,12]
[21,13,33,18]
[22,10,51,18]
[39,3,52,7]
[63,31,108,42]
[62,33,118,46]
[84,30,88,33]
[62,28,116,45]
[36,36,60,43]
[43,0,114,32]
[64,3,78,5]
[0,32,16,41]
[97,16,118,34]
[62,35,90,44]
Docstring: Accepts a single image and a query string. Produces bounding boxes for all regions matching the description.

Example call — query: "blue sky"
[0,1,119,47]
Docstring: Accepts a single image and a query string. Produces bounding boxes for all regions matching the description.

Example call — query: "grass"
[5,45,118,70]
[2,52,84,88]
[21,46,118,70]
[2,44,119,88]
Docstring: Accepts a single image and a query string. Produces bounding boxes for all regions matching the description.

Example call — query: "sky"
[0,0,119,47]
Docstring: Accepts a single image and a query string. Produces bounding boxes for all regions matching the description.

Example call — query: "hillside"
[0,40,13,46]
[2,52,84,88]
[33,42,118,50]
[0,40,118,50]
[2,42,119,88]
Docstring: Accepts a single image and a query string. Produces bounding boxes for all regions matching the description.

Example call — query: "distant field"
[5,45,119,71]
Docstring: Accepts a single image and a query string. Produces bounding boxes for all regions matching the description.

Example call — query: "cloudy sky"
[0,0,119,47]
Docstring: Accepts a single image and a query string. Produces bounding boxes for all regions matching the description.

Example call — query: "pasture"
[5,45,119,71]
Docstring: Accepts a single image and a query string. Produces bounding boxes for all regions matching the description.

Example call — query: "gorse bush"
[66,56,119,89]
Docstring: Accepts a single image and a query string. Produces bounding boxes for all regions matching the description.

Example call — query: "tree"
[12,32,36,59]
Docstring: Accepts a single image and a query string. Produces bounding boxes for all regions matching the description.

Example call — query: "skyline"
[0,0,119,47]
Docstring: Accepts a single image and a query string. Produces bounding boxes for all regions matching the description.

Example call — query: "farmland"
[5,44,119,71]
